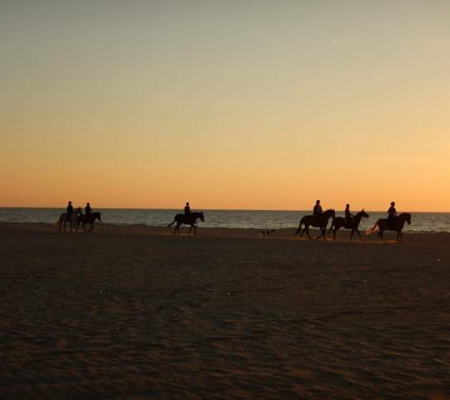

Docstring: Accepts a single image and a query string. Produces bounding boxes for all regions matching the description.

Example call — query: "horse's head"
[358,209,370,219]
[325,209,336,219]
[404,213,411,225]
[97,212,102,222]
[198,212,204,222]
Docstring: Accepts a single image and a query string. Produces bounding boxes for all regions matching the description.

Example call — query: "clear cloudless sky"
[1,1,449,211]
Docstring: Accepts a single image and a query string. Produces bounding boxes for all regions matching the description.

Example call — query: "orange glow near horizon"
[1,2,449,212]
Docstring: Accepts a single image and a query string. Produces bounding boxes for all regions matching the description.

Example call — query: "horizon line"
[0,205,448,214]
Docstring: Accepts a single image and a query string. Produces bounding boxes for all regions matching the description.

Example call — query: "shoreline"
[1,208,449,235]
[1,221,450,241]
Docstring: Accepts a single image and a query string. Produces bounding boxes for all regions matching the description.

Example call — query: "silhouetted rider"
[67,201,74,221]
[184,202,191,216]
[345,204,353,226]
[387,201,397,228]
[313,200,323,216]
[85,202,92,217]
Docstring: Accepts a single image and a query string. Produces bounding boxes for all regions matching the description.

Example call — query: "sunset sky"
[1,1,449,211]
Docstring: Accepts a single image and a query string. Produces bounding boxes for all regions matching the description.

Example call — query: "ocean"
[0,208,449,233]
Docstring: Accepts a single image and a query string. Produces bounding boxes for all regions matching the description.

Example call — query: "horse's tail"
[366,221,379,235]
[328,219,335,234]
[294,217,304,235]
[168,219,176,228]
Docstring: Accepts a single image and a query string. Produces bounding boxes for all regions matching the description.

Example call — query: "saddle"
[387,217,396,230]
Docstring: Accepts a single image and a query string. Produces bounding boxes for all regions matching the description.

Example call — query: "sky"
[1,1,449,211]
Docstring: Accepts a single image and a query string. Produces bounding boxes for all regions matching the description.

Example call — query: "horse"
[58,208,82,232]
[366,212,412,241]
[168,212,204,236]
[76,212,102,232]
[328,209,370,240]
[294,209,336,240]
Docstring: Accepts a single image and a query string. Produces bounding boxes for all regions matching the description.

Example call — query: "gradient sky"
[1,1,449,211]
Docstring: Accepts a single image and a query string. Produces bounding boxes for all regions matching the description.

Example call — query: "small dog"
[260,229,276,237]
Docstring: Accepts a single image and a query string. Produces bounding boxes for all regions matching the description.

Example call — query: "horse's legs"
[355,229,362,240]
[316,227,324,240]
[379,229,384,240]
[306,226,312,240]
[194,225,197,236]
[295,223,302,236]
[332,222,341,240]
[350,229,354,240]
[188,225,193,235]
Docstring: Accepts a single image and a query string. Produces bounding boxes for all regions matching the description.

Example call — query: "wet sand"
[1,222,449,399]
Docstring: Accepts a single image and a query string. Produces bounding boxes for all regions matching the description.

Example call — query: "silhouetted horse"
[168,212,204,236]
[76,212,102,232]
[58,208,82,232]
[329,210,370,240]
[366,212,411,241]
[295,209,335,240]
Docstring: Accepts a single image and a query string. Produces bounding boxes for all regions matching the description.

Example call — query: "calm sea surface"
[0,208,449,233]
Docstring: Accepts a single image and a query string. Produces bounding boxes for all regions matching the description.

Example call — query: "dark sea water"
[0,208,449,233]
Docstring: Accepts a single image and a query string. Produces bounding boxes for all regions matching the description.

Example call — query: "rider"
[85,202,92,218]
[184,202,191,217]
[67,201,74,221]
[313,200,323,217]
[387,201,397,228]
[345,204,353,226]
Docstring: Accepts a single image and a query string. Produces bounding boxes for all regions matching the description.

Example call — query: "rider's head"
[316,200,320,205]
[391,201,395,206]
[346,204,350,208]
[68,201,72,205]
[186,202,190,206]
[87,202,90,206]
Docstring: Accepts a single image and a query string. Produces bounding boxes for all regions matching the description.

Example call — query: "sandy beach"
[1,222,449,399]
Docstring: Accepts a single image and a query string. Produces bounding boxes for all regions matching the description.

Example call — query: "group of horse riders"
[175,200,410,241]
[66,201,93,222]
[60,198,410,241]
[313,199,398,228]
[298,199,410,241]
[58,201,101,231]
